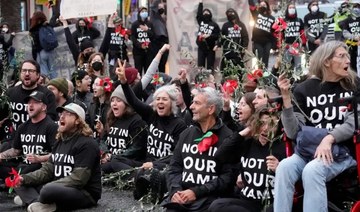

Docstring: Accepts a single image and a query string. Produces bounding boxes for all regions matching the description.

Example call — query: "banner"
[60,0,117,19]
[167,0,250,77]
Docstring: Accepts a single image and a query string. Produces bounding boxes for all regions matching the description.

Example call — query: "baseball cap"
[24,91,47,104]
[56,103,86,121]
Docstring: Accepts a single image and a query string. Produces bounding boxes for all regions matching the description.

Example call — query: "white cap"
[57,103,86,121]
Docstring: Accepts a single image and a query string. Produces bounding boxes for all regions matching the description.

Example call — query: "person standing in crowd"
[29,11,58,79]
[339,3,360,72]
[150,0,169,73]
[274,41,359,212]
[72,18,101,45]
[0,22,15,81]
[210,106,286,212]
[71,70,93,110]
[277,3,306,72]
[14,103,101,211]
[47,77,72,108]
[108,17,131,80]
[0,91,58,206]
[249,0,275,69]
[131,7,155,76]
[162,87,234,211]
[215,8,248,75]
[304,0,328,54]
[60,14,114,70]
[88,76,113,140]
[87,52,106,91]
[171,79,193,127]
[100,85,148,174]
[331,1,350,41]
[196,0,220,71]
[6,60,57,131]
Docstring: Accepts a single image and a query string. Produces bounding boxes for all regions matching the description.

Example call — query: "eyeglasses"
[21,69,37,74]
[333,53,350,60]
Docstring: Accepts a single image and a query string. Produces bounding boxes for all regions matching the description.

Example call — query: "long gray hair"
[309,40,357,91]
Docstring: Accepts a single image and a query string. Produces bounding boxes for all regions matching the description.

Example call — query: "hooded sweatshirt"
[72,18,101,44]
[249,4,275,44]
[196,3,220,51]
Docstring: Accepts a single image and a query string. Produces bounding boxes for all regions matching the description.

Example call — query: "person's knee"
[39,183,62,203]
[302,160,325,184]
[208,199,227,212]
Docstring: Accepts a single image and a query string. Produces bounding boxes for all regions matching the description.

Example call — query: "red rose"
[234,24,239,30]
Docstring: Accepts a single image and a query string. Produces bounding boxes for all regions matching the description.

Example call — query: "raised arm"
[60,16,80,65]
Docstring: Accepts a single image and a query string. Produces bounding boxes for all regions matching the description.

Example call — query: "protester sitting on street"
[162,87,234,211]
[87,52,107,91]
[100,85,147,174]
[71,69,93,110]
[6,60,57,131]
[15,103,101,212]
[210,106,286,212]
[274,41,359,212]
[72,18,101,45]
[112,59,186,172]
[88,76,113,140]
[0,91,58,207]
[47,77,72,108]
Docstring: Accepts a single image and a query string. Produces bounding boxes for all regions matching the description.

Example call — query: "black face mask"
[158,8,165,15]
[84,52,94,62]
[92,61,103,71]
[203,14,211,22]
[259,7,267,14]
[227,14,236,22]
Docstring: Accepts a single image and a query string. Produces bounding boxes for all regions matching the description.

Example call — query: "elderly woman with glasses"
[274,40,360,212]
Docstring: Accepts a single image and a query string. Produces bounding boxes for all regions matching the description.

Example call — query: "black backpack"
[39,25,58,51]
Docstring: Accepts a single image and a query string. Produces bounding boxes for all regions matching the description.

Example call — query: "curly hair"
[56,116,93,140]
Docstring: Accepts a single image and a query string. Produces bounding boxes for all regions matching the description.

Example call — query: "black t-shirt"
[252,12,275,44]
[52,134,102,201]
[304,12,327,40]
[6,85,57,130]
[339,16,360,39]
[105,114,147,160]
[13,116,58,164]
[284,17,304,44]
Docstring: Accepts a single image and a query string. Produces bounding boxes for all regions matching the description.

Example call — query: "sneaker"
[14,195,25,206]
[27,202,56,212]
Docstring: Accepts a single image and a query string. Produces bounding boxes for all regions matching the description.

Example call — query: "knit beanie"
[48,77,69,98]
[110,85,128,105]
[125,67,138,85]
[80,39,94,52]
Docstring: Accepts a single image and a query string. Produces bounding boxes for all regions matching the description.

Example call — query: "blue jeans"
[37,49,57,79]
[284,48,302,73]
[274,153,356,212]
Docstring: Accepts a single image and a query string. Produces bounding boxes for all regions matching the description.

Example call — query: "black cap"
[24,91,47,104]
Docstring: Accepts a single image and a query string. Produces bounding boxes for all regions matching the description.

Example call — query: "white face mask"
[2,28,8,33]
[311,5,318,13]
[288,8,296,15]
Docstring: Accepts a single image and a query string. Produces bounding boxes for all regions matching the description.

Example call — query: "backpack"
[39,25,58,51]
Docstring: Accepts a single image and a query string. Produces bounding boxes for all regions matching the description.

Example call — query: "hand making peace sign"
[115,59,127,84]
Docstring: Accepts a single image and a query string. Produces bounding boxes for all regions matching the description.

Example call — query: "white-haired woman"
[111,60,187,173]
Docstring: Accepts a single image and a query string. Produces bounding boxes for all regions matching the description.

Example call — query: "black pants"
[102,156,143,174]
[16,182,95,210]
[208,197,272,212]
[198,48,215,70]
[133,50,153,76]
[253,42,272,68]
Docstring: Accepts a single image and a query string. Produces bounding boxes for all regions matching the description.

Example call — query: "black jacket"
[196,3,220,51]
[72,18,101,44]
